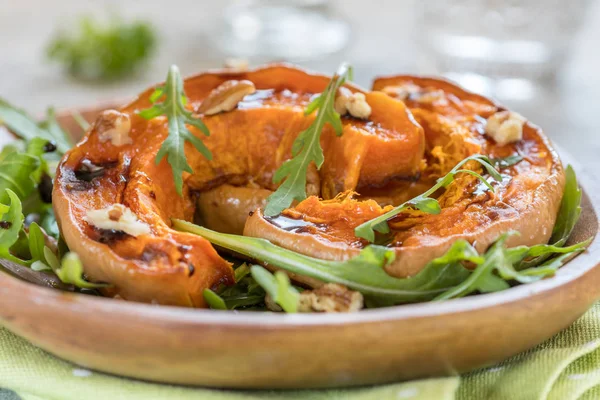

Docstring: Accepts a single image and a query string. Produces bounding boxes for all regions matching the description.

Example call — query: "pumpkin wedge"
[53,64,425,306]
[244,76,565,280]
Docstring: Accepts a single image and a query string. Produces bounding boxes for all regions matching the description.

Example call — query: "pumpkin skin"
[52,64,425,306]
[244,75,565,280]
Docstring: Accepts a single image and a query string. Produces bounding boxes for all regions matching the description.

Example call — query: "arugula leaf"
[27,222,47,265]
[264,63,353,216]
[550,165,581,246]
[355,154,502,242]
[54,252,109,289]
[138,65,212,195]
[251,266,299,313]
[0,98,73,153]
[203,289,228,310]
[0,190,25,264]
[434,232,588,301]
[47,16,156,81]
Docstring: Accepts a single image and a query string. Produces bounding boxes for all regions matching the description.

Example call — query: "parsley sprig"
[264,63,353,216]
[354,154,502,242]
[138,65,212,195]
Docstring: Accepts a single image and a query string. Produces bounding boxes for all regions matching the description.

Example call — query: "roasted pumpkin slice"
[244,76,565,280]
[53,64,425,306]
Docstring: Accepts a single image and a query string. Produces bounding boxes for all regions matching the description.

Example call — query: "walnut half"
[298,283,364,313]
[198,80,256,116]
[334,87,372,120]
[95,110,132,146]
[85,204,151,237]
[485,111,526,146]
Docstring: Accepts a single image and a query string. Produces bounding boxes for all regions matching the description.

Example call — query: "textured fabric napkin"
[2,303,600,400]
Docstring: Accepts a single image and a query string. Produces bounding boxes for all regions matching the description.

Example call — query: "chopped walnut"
[95,110,132,146]
[85,204,151,237]
[485,111,526,146]
[298,283,364,313]
[380,83,421,100]
[198,80,256,116]
[381,84,445,104]
[334,87,372,119]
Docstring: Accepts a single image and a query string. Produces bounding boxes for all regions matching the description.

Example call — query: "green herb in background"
[46,16,156,81]
[138,65,212,195]
[264,63,353,216]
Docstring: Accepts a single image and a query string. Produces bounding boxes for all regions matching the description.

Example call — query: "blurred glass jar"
[418,0,590,99]
[216,0,350,61]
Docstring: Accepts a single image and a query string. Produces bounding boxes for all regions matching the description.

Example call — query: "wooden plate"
[0,109,599,389]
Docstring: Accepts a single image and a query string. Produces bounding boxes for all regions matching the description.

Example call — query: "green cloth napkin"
[2,303,600,400]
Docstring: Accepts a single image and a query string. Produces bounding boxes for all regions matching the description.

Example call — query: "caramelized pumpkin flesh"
[53,65,426,306]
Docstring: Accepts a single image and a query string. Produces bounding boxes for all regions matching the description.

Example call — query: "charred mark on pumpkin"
[91,228,128,245]
[264,215,324,233]
[74,159,118,182]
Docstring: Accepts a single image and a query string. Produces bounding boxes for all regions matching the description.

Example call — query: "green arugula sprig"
[138,65,212,195]
[354,154,502,242]
[251,265,299,312]
[264,63,353,216]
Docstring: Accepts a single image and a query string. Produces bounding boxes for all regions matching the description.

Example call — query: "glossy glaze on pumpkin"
[53,64,425,306]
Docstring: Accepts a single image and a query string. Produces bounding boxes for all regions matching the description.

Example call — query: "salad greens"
[201,262,300,312]
[264,63,353,216]
[174,163,588,309]
[138,65,212,195]
[0,100,103,289]
[47,16,156,81]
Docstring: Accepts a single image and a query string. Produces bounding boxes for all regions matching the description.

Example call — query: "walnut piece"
[334,87,371,119]
[380,83,421,100]
[95,110,132,146]
[85,204,151,237]
[298,283,364,313]
[198,80,256,116]
[485,111,526,146]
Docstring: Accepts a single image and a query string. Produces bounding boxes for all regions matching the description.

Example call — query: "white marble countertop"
[2,0,600,174]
